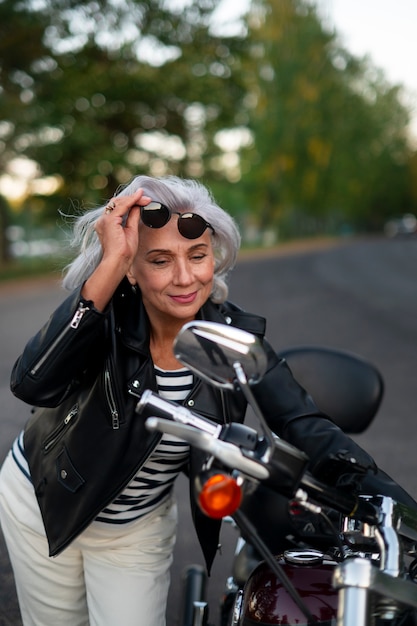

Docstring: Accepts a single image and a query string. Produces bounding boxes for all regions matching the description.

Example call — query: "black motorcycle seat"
[277,346,384,434]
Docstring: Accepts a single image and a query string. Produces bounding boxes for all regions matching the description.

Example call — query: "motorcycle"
[214,342,387,626]
[136,321,417,626]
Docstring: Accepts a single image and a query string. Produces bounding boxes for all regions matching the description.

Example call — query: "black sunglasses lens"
[141,204,213,238]
[177,213,209,239]
[140,202,170,228]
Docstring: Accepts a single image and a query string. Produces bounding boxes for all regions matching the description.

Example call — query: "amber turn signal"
[198,473,242,519]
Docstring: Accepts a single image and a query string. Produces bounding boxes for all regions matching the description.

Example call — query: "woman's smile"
[169,291,198,304]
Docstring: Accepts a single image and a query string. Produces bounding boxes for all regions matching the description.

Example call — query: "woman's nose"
[173,259,193,285]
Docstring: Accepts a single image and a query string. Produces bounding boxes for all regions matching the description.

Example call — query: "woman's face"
[127,214,215,328]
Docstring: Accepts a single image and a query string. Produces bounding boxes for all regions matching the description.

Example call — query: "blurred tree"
[0,0,250,219]
[239,0,415,238]
[0,195,11,263]
[0,0,415,241]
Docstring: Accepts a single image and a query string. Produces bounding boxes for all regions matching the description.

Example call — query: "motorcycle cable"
[232,508,316,624]
[289,498,346,558]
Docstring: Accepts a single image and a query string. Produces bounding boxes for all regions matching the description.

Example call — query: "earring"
[131,284,138,295]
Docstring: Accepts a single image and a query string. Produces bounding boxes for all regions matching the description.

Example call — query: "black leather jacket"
[11,278,417,572]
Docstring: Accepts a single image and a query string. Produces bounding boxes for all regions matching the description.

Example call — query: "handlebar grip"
[136,390,219,436]
[146,417,270,480]
[301,473,380,525]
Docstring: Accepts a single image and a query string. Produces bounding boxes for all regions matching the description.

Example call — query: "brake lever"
[145,416,270,481]
[137,389,219,435]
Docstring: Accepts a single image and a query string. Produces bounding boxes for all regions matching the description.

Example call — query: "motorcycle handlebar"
[137,390,380,525]
[137,390,219,436]
[146,416,269,480]
[300,473,380,525]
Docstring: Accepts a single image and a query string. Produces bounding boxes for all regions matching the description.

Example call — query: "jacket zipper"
[104,369,120,429]
[30,303,90,376]
[43,404,79,453]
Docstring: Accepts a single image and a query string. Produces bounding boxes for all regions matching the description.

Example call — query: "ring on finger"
[104,200,116,215]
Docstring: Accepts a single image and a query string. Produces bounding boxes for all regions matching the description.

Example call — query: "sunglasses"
[140,202,215,240]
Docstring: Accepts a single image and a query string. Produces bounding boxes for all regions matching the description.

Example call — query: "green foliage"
[0,0,248,210]
[0,256,66,282]
[0,0,415,245]
[239,0,415,236]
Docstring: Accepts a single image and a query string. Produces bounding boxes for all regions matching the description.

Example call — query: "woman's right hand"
[81,188,151,310]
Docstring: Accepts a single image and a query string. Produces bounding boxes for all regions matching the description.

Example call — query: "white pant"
[0,452,177,626]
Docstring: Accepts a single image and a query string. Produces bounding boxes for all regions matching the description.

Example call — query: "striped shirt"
[12,367,193,524]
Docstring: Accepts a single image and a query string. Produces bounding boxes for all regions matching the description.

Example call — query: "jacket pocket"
[42,404,79,454]
[56,446,85,493]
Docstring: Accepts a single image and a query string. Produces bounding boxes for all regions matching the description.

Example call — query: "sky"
[215,0,417,139]
[321,0,417,140]
[319,1,417,114]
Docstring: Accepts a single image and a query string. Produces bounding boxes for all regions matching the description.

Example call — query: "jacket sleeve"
[253,341,377,476]
[254,341,417,509]
[10,285,109,407]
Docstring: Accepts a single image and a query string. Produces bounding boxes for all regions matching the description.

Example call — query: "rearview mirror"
[173,321,267,389]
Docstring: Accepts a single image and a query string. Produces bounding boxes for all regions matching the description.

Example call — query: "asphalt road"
[0,236,416,625]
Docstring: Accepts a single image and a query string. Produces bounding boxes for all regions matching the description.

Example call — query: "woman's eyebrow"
[146,243,210,256]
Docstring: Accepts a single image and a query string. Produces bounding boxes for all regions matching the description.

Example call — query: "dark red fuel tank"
[240,550,338,625]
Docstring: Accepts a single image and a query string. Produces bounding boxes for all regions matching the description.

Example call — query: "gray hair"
[62,175,241,303]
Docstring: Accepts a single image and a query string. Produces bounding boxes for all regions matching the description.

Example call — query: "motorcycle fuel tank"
[240,550,338,625]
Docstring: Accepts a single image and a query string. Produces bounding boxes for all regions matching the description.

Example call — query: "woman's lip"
[170,292,197,303]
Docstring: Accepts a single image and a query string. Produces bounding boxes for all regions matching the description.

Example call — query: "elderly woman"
[0,175,414,626]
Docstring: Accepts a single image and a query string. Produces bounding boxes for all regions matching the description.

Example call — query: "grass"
[0,257,68,283]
